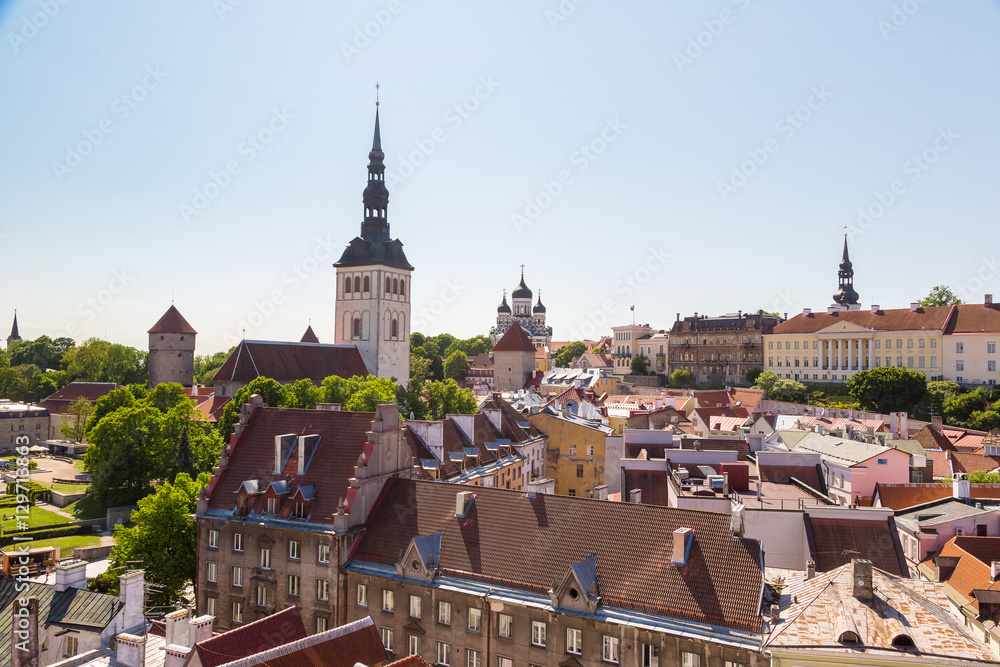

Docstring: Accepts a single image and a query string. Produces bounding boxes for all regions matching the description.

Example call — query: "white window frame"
[64,635,78,657]
[256,586,267,607]
[567,628,582,655]
[259,547,271,569]
[207,561,218,583]
[438,600,452,625]
[316,616,328,633]
[383,588,394,612]
[408,634,420,656]
[289,540,300,560]
[603,635,620,663]
[317,579,329,601]
[682,652,702,667]
[232,601,243,623]
[436,641,451,666]
[642,643,659,667]
[233,533,243,552]
[287,574,300,597]
[357,583,368,607]
[232,566,243,587]
[318,543,330,564]
[208,529,218,548]
[266,496,277,514]
[409,594,422,619]
[381,627,394,652]
[467,649,482,667]
[205,596,216,617]
[531,620,546,647]
[468,607,482,632]
[498,612,513,639]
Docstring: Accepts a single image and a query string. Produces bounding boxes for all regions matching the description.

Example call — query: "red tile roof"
[927,449,1000,477]
[873,482,1000,509]
[773,305,954,334]
[682,436,750,460]
[492,321,535,353]
[934,537,1000,615]
[622,468,670,506]
[945,303,1000,334]
[148,305,197,334]
[300,325,320,343]
[214,340,369,384]
[806,517,907,576]
[387,656,433,667]
[206,407,376,522]
[193,605,306,667]
[351,478,765,632]
[37,382,119,414]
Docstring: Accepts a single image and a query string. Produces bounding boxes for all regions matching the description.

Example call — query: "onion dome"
[533,291,546,314]
[497,291,511,314]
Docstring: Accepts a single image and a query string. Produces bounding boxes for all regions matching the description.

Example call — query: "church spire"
[361,97,389,243]
[7,311,20,345]
[833,234,859,307]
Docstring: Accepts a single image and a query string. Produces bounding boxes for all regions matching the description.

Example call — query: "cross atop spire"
[375,80,380,106]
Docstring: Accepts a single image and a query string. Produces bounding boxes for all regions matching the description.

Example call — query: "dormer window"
[294,502,307,519]
[266,497,277,514]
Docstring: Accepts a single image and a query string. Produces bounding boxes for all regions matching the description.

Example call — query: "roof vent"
[871,304,880,314]
[671,527,694,565]
[827,306,837,315]
[802,308,811,316]
[910,302,919,312]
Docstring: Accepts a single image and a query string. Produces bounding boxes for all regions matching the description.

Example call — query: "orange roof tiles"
[945,303,1000,334]
[214,340,369,384]
[874,482,1000,509]
[148,305,197,334]
[772,305,954,334]
[193,605,306,667]
[492,321,535,353]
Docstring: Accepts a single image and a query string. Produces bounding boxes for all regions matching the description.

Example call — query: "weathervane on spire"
[520,263,525,277]
[375,81,380,107]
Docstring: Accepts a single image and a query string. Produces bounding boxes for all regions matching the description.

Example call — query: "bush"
[0,524,93,547]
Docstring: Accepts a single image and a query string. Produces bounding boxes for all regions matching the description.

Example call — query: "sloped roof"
[0,578,123,660]
[213,340,368,384]
[194,605,306,667]
[926,449,1000,477]
[206,407,376,522]
[681,436,750,461]
[766,563,994,661]
[350,478,765,632]
[37,382,119,414]
[787,431,894,466]
[873,482,1000,509]
[300,325,320,343]
[757,464,823,490]
[772,305,954,334]
[148,305,197,334]
[933,536,1000,617]
[945,303,1000,334]
[806,516,907,575]
[492,321,535,353]
[622,468,670,506]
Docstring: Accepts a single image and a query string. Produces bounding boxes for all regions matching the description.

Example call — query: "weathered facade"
[670,312,780,385]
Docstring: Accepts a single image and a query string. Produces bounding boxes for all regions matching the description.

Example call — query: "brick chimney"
[53,559,87,592]
[852,559,873,600]
[932,415,943,430]
[10,597,39,667]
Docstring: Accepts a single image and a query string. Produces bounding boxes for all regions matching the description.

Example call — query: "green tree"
[431,333,456,355]
[409,356,432,385]
[554,342,587,368]
[86,386,138,434]
[108,472,210,606]
[410,332,426,349]
[943,388,993,427]
[419,340,444,381]
[769,378,808,403]
[218,377,288,439]
[970,471,1000,483]
[753,371,780,395]
[284,378,321,409]
[444,351,470,381]
[60,396,94,442]
[670,369,694,386]
[847,367,927,413]
[36,370,70,398]
[461,335,492,357]
[344,376,398,412]
[744,368,763,384]
[630,354,649,374]
[147,383,191,413]
[176,426,194,477]
[9,336,60,370]
[417,379,478,420]
[0,366,25,401]
[194,349,232,386]
[85,405,168,507]
[920,285,964,307]
[968,410,1000,432]
[65,339,148,385]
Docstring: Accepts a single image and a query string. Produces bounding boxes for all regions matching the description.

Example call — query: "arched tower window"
[399,279,405,296]
[393,278,398,294]
[345,276,351,294]
[352,318,361,338]
[391,319,398,339]
[353,277,361,293]
[385,277,391,294]
[363,276,370,292]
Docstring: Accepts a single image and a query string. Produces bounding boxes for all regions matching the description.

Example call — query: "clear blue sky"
[2,1,999,354]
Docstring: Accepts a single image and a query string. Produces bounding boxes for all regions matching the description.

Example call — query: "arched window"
[353,318,361,338]
[392,319,398,339]
[399,279,405,296]
[345,276,351,294]
[393,278,398,294]
[363,276,370,292]
[892,635,916,651]
[353,277,360,293]
[385,277,391,294]
[839,631,861,645]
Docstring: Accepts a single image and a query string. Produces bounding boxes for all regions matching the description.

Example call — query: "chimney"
[899,412,908,438]
[671,527,694,565]
[802,308,811,316]
[783,312,788,321]
[629,488,642,504]
[827,306,837,315]
[483,407,502,432]
[722,472,729,497]
[852,559,874,600]
[953,473,971,500]
[932,415,943,430]
[53,558,87,592]
[165,608,190,648]
[910,302,919,312]
[165,645,191,667]
[119,570,146,633]
[770,603,781,623]
[115,633,145,667]
[594,484,609,500]
[806,559,816,580]
[987,294,994,307]
[871,304,880,314]
[992,562,1000,582]
[10,597,39,667]
[188,614,213,647]
[455,491,474,518]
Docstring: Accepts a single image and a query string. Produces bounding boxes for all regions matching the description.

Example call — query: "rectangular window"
[603,636,620,663]
[920,356,926,368]
[287,574,300,597]
[206,596,216,617]
[531,620,546,647]
[907,356,914,368]
[642,644,659,667]
[682,653,701,667]
[576,464,584,478]
[567,628,582,655]
[259,547,271,569]
[908,339,914,349]
[568,444,577,455]
[991,361,998,372]
[208,529,218,549]
[794,341,799,349]
[813,356,819,367]
[256,586,267,607]
[498,612,512,639]
[436,641,451,666]
[383,589,394,612]
[438,600,452,625]
[785,341,791,350]
[408,635,420,656]
[467,650,482,667]
[233,533,243,552]
[990,342,997,354]
[318,543,330,564]
[316,616,328,633]
[875,340,881,349]
[357,584,368,607]
[64,635,78,657]
[568,489,576,497]
[294,502,307,519]
[232,566,243,587]
[919,339,925,349]
[957,342,965,353]
[468,607,482,632]
[957,360,965,371]
[266,496,277,514]
[317,579,329,601]
[931,356,937,367]
[768,341,773,349]
[232,601,242,624]
[207,562,218,583]
[768,357,773,366]
[897,356,903,367]
[587,445,595,456]
[897,339,903,349]
[498,659,512,667]
[725,662,746,667]
[409,594,422,619]
[878,458,888,465]
[931,339,937,348]
[289,540,300,560]
[381,627,394,652]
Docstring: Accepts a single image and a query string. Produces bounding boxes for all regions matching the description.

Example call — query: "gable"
[815,321,875,335]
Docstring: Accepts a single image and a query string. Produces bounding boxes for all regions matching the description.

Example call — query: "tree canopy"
[846,367,927,414]
[554,342,587,368]
[444,351,470,381]
[670,369,694,386]
[920,285,964,307]
[630,354,650,374]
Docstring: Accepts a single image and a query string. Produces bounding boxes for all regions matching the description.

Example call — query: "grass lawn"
[49,482,91,494]
[62,494,110,522]
[71,459,87,474]
[19,534,102,557]
[0,505,70,532]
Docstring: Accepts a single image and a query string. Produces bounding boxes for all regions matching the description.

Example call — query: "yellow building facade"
[527,409,613,497]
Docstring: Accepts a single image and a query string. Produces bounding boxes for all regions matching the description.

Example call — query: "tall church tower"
[6,311,21,349]
[832,235,860,309]
[334,103,413,386]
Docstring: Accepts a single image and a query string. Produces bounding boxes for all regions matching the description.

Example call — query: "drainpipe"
[482,590,492,666]
[336,537,344,626]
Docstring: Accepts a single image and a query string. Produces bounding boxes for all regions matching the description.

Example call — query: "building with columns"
[334,105,412,386]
